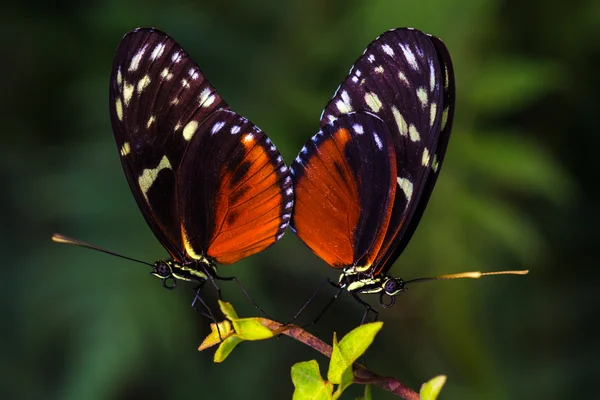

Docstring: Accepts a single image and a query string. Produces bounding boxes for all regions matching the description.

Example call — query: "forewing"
[319,28,454,275]
[291,112,397,269]
[378,35,456,271]
[179,110,293,265]
[109,28,228,259]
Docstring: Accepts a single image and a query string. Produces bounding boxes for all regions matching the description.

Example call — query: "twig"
[260,319,420,400]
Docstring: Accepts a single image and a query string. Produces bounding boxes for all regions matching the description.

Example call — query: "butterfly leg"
[351,293,379,325]
[213,273,272,320]
[291,278,344,328]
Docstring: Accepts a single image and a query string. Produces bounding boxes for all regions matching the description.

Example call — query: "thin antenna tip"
[52,233,69,243]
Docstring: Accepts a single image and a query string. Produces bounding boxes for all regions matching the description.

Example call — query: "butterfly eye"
[153,261,171,278]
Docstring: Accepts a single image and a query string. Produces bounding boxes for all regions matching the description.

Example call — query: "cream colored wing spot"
[137,75,151,94]
[365,92,383,113]
[138,155,172,201]
[123,82,134,106]
[146,115,156,129]
[336,90,353,114]
[408,124,420,142]
[392,106,408,137]
[398,71,410,86]
[115,98,123,121]
[422,148,430,167]
[429,103,437,127]
[397,177,414,206]
[120,142,130,156]
[374,65,384,74]
[432,154,439,172]
[441,106,449,131]
[417,87,428,108]
[116,67,123,87]
[182,120,198,141]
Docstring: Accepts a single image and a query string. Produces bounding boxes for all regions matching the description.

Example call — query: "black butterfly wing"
[378,34,456,272]
[109,28,229,261]
[320,28,455,276]
[291,112,397,269]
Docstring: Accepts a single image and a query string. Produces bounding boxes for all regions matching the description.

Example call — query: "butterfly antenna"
[404,269,529,286]
[51,233,154,267]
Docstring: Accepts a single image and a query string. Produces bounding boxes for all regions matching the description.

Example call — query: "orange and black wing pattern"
[290,112,397,270]
[308,28,455,276]
[179,110,293,265]
[109,28,292,265]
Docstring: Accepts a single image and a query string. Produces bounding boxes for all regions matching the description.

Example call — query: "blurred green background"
[3,0,598,398]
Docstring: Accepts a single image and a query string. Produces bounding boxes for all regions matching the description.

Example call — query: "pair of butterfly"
[55,27,455,316]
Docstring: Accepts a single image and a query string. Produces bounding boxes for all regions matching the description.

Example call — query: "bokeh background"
[3,0,599,398]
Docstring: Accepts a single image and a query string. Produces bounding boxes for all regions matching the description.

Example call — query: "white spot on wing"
[171,51,182,62]
[230,125,240,134]
[129,45,148,72]
[336,90,353,114]
[373,132,383,150]
[368,54,375,63]
[400,44,419,71]
[211,121,225,135]
[374,65,384,74]
[151,43,166,60]
[353,124,364,134]
[243,133,254,143]
[381,44,394,56]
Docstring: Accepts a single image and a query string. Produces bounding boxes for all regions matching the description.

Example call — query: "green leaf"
[231,317,274,341]
[218,300,239,320]
[327,322,383,384]
[291,360,334,400]
[332,364,355,399]
[420,375,447,400]
[213,335,243,363]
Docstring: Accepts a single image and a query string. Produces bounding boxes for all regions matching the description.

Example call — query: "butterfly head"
[151,260,177,289]
[378,277,407,308]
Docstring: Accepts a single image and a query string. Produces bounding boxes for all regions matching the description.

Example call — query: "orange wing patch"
[293,127,360,268]
[207,131,289,264]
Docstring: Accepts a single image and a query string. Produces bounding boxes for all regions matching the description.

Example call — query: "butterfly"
[290,28,455,310]
[103,27,293,291]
